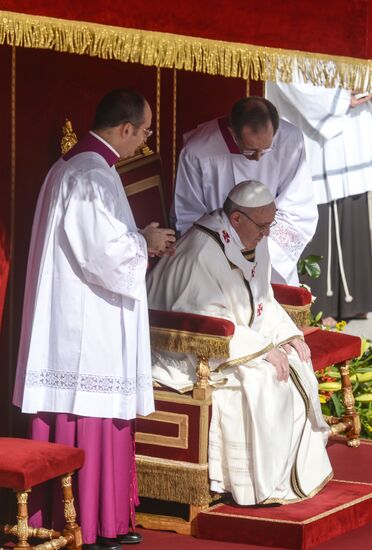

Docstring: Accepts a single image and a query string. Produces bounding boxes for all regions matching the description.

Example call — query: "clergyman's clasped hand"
[140,222,176,257]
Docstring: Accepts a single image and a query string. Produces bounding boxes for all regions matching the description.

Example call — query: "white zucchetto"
[228,180,274,208]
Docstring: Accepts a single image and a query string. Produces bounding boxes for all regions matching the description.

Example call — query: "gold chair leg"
[339,362,361,447]
[14,490,31,550]
[60,473,82,550]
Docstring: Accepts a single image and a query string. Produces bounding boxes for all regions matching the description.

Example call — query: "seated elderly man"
[147,180,332,506]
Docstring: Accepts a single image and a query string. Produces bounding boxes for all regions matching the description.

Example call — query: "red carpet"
[133,437,372,550]
[136,522,372,549]
[195,438,372,549]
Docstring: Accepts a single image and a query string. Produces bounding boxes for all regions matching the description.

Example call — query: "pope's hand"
[281,338,311,363]
[265,348,290,382]
[140,222,176,257]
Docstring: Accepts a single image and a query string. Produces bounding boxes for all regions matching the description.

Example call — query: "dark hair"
[229,96,279,139]
[93,88,146,130]
[223,196,239,217]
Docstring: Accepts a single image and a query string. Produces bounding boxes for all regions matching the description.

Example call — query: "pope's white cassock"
[266,81,372,318]
[171,116,317,285]
[12,131,155,543]
[147,210,332,505]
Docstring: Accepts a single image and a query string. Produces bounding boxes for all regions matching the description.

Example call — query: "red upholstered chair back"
[116,153,168,228]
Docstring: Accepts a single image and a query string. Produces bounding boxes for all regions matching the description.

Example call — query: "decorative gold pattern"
[154,389,212,405]
[61,474,72,488]
[1,11,372,88]
[330,421,348,436]
[340,364,350,375]
[33,535,68,550]
[195,355,210,388]
[150,326,231,358]
[217,343,273,370]
[16,517,28,542]
[172,68,177,187]
[198,395,210,464]
[60,119,78,154]
[281,304,311,327]
[16,491,28,505]
[277,334,305,347]
[263,470,334,506]
[347,437,361,448]
[156,67,161,154]
[2,524,18,536]
[27,527,55,539]
[136,410,189,448]
[136,455,210,505]
[124,175,161,197]
[7,46,16,394]
[342,386,356,409]
[63,499,76,523]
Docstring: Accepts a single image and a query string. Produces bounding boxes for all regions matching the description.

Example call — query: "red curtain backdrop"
[1,0,372,59]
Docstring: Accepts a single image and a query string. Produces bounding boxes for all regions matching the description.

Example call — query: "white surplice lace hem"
[25,369,152,395]
[270,222,306,261]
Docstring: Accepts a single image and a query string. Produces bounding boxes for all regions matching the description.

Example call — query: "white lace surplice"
[13,152,154,420]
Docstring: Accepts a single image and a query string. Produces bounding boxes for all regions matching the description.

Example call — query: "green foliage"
[297,254,323,279]
[317,338,372,439]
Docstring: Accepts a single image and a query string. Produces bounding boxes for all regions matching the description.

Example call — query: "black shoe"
[95,538,122,550]
[117,532,142,545]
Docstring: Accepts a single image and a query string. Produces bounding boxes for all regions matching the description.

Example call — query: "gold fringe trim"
[136,455,211,506]
[281,304,311,328]
[150,326,231,358]
[1,10,372,87]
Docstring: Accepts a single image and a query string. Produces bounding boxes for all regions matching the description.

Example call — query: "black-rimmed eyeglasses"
[237,210,277,232]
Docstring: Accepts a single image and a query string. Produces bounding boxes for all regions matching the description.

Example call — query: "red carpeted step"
[196,479,372,549]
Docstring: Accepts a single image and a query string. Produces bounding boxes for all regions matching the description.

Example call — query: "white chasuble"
[171,117,317,285]
[13,136,154,420]
[147,211,332,505]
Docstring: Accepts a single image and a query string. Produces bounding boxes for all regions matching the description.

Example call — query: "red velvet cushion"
[304,328,361,371]
[272,283,312,306]
[149,309,235,337]
[0,438,85,490]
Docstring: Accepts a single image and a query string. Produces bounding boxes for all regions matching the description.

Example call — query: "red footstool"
[0,437,84,550]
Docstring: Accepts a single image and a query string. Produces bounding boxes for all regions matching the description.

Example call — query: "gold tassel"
[1,10,372,87]
[136,455,211,506]
[150,327,231,358]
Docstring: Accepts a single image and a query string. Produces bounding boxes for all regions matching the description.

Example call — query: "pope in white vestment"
[149,181,332,505]
[171,97,317,286]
